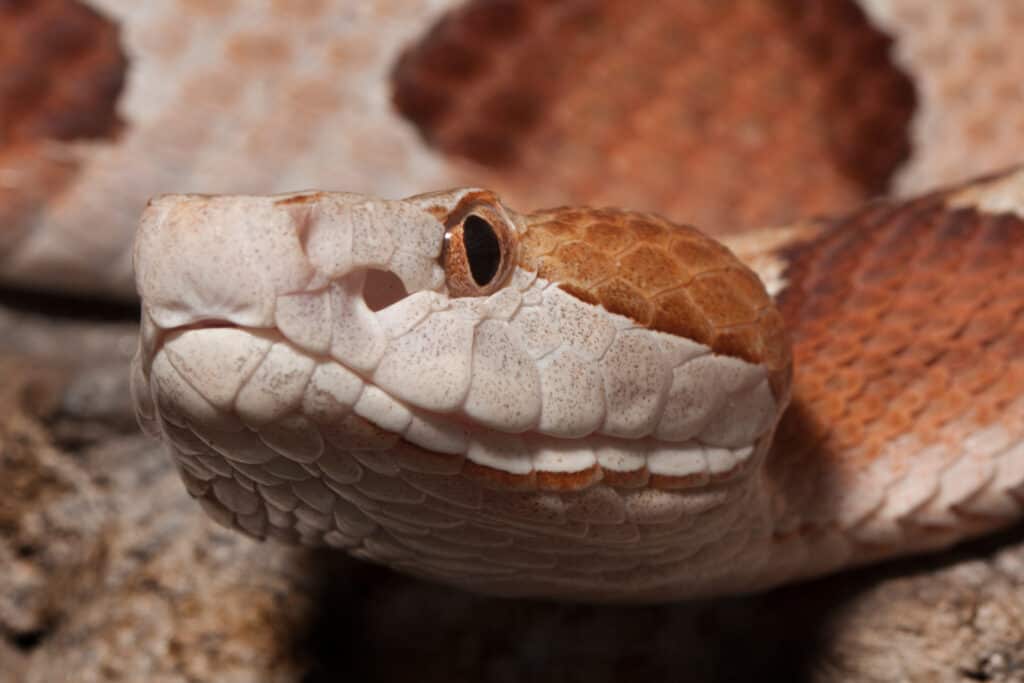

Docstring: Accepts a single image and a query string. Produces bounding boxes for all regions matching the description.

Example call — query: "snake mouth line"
[164,319,241,332]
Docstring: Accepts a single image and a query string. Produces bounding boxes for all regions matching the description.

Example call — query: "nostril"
[364,269,409,311]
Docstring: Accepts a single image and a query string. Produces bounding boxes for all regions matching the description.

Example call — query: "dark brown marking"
[0,0,126,146]
[0,0,127,257]
[392,0,915,234]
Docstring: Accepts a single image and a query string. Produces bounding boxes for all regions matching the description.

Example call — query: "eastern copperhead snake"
[131,169,1024,601]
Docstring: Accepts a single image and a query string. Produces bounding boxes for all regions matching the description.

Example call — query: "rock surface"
[1,293,1022,682]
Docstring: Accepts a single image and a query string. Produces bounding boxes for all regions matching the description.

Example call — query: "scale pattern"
[767,176,1024,558]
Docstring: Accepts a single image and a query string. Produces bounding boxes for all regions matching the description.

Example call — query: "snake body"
[131,169,1024,601]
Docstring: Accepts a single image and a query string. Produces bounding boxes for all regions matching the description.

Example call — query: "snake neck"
[754,177,1024,587]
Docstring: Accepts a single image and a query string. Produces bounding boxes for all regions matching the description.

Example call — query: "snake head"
[132,187,793,599]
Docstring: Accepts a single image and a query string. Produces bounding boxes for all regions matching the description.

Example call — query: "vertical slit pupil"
[463,215,502,286]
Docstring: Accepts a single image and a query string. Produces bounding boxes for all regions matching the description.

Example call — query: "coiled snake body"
[132,169,1024,601]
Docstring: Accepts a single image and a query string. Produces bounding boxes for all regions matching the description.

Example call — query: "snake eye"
[463,215,501,286]
[443,204,514,297]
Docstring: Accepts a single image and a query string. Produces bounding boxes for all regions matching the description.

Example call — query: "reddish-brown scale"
[769,183,1024,497]
[593,279,654,326]
[461,461,536,492]
[536,466,603,492]
[393,0,915,234]
[650,290,715,347]
[617,245,683,293]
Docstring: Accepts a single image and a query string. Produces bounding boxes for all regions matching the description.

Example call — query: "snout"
[133,191,449,333]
